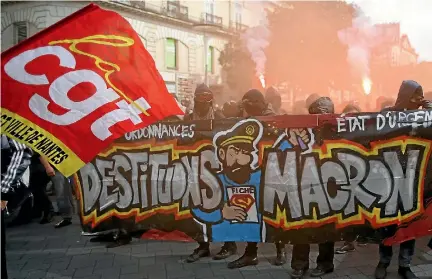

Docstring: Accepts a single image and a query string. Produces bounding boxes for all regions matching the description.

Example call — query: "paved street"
[5,217,432,279]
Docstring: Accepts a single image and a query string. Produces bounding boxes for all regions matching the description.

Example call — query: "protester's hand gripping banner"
[1,4,183,177]
[76,111,432,244]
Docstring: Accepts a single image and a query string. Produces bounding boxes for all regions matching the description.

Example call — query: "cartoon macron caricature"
[192,119,310,242]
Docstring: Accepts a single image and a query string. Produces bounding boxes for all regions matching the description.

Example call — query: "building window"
[14,21,28,44]
[235,0,242,23]
[235,11,242,24]
[207,46,214,74]
[165,38,177,69]
[205,0,215,15]
[166,82,176,94]
[391,49,398,66]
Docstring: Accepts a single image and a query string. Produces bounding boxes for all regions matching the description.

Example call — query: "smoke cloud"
[241,1,270,79]
[346,0,432,62]
[338,13,384,78]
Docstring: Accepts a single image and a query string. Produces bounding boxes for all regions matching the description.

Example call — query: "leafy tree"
[219,36,256,98]
[265,2,356,94]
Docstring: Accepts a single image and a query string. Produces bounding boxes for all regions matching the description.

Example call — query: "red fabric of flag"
[383,199,432,245]
[1,4,183,177]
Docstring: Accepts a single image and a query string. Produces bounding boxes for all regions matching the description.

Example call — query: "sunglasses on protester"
[194,92,213,103]
[241,98,262,107]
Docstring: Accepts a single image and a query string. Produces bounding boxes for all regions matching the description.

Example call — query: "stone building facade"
[1,0,278,101]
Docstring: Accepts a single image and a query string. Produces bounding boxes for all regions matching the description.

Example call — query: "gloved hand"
[421,99,432,109]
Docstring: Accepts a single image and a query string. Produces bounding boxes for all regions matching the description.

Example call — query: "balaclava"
[193,84,214,119]
[242,89,267,116]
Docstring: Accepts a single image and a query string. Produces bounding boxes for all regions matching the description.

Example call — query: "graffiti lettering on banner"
[1,4,183,176]
[125,123,196,141]
[337,110,432,133]
[1,110,70,165]
[76,115,432,244]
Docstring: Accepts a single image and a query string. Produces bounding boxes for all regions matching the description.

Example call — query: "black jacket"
[1,136,32,201]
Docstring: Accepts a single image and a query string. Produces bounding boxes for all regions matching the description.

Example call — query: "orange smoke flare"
[362,77,372,95]
[259,73,266,89]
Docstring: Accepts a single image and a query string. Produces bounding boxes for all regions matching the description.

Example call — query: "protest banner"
[76,111,432,244]
[1,4,183,177]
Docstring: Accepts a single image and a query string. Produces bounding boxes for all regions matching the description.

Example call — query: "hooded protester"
[184,84,224,121]
[222,100,241,118]
[1,135,33,279]
[265,86,287,115]
[185,84,235,263]
[227,89,288,269]
[239,89,276,117]
[383,80,424,111]
[375,80,426,279]
[291,96,336,279]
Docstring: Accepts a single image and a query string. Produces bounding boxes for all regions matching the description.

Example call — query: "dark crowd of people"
[1,136,77,279]
[1,80,431,279]
[173,80,431,279]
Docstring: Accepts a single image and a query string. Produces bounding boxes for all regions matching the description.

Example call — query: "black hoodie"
[242,89,276,116]
[1,136,32,201]
[385,80,423,111]
[184,84,224,120]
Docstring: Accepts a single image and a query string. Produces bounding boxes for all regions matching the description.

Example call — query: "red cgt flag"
[1,4,183,177]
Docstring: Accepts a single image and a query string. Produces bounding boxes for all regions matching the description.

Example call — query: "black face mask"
[194,101,212,116]
[243,101,265,116]
[408,91,424,110]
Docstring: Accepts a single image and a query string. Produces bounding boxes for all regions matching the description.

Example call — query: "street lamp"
[193,21,221,85]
